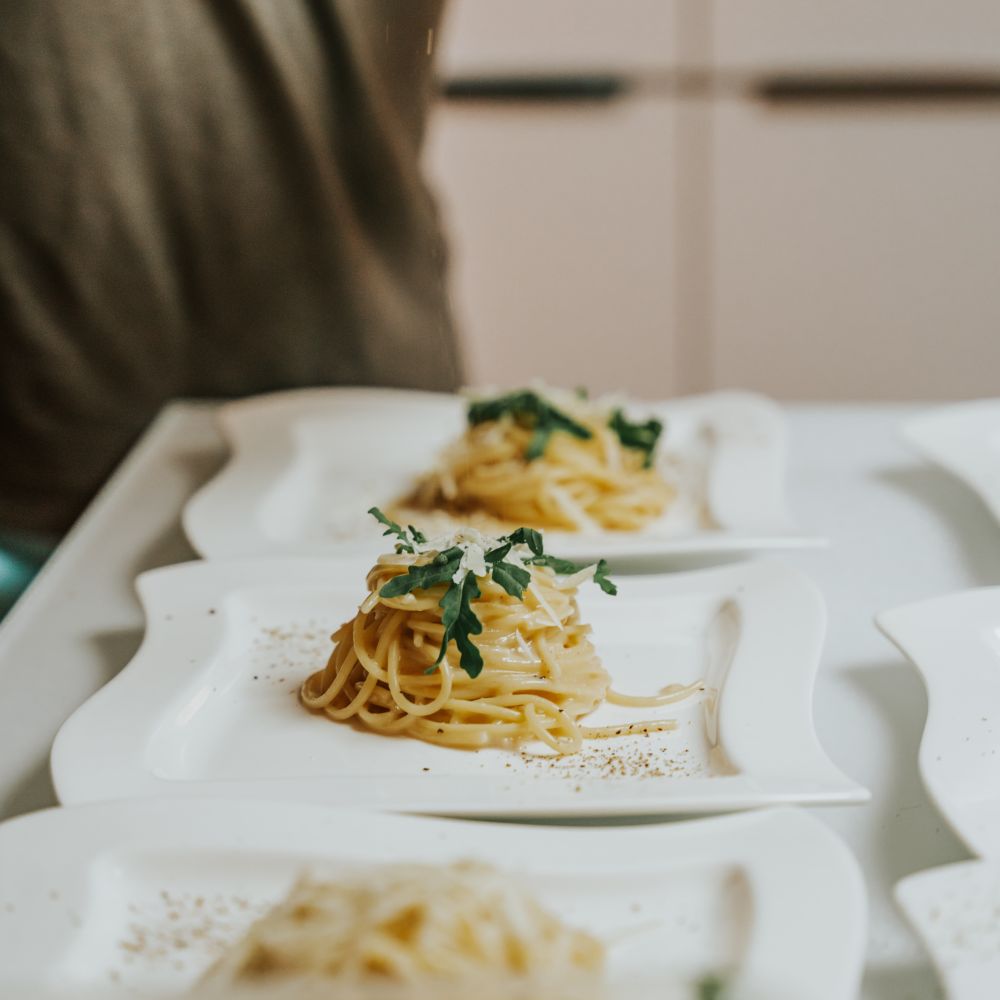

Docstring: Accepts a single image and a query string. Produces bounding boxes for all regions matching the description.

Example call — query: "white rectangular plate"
[0,800,866,1000]
[902,399,1000,526]
[880,589,1000,998]
[51,558,866,816]
[181,388,821,563]
[897,860,1000,1000]
[877,589,1000,858]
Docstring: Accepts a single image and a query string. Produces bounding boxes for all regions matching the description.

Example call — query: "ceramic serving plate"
[0,800,866,1000]
[51,557,866,817]
[902,399,1000,526]
[877,589,1000,858]
[896,860,1000,1000]
[880,589,1000,998]
[182,388,821,563]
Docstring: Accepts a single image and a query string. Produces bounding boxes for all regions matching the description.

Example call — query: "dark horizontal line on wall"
[438,71,1000,106]
[754,74,1000,104]
[438,75,627,103]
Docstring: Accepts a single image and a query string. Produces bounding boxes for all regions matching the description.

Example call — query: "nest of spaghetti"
[202,862,604,995]
[301,512,699,755]
[399,388,675,533]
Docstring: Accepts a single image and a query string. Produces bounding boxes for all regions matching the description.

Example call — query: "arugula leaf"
[505,526,544,556]
[368,506,416,553]
[490,559,531,599]
[483,541,531,597]
[526,554,618,596]
[468,390,592,461]
[591,559,617,595]
[484,541,512,564]
[526,553,579,575]
[607,409,663,468]
[434,573,484,676]
[378,548,462,598]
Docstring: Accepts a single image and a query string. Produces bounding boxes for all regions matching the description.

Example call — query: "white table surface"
[1,400,992,1000]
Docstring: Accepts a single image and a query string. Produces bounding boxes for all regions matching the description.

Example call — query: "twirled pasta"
[401,415,673,533]
[394,384,676,534]
[301,551,698,754]
[203,862,603,989]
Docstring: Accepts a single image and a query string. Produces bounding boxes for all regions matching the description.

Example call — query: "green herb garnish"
[369,508,616,678]
[467,390,592,461]
[695,974,728,1000]
[608,408,663,468]
[368,507,426,553]
[468,388,663,466]
[527,554,617,595]
[435,572,484,675]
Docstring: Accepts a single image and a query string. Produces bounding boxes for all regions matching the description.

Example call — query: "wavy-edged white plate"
[902,399,1000,525]
[896,860,1000,1000]
[52,558,866,817]
[182,388,821,563]
[0,800,866,1000]
[879,590,1000,999]
[877,589,1000,858]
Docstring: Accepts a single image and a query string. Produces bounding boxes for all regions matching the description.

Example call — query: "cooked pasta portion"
[203,862,603,988]
[300,516,700,755]
[399,388,674,533]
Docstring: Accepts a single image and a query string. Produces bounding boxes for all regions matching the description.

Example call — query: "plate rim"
[901,398,1000,525]
[895,858,1000,1000]
[876,587,1000,858]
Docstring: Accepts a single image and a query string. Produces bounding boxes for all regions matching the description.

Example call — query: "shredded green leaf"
[466,389,662,466]
[377,547,463,599]
[489,559,531,599]
[591,559,617,595]
[368,506,421,554]
[505,526,544,556]
[467,390,592,461]
[607,408,663,468]
[368,510,616,678]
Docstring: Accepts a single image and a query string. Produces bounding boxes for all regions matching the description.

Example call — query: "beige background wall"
[424,1,1000,400]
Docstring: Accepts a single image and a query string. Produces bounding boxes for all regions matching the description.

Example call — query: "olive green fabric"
[0,0,461,535]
